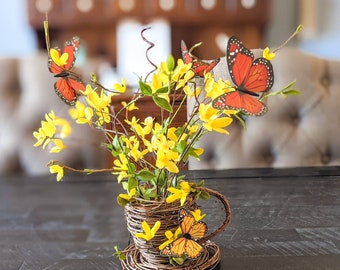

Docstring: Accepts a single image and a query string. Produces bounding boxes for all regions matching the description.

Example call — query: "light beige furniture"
[189,47,340,169]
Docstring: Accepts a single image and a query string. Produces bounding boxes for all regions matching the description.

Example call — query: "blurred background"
[2,1,340,59]
[1,0,339,175]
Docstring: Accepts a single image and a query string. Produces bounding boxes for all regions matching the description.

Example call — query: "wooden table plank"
[1,167,340,269]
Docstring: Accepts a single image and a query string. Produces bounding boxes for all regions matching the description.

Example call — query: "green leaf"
[172,256,185,265]
[113,246,126,261]
[152,96,173,113]
[167,54,175,71]
[156,169,166,186]
[176,140,187,154]
[137,170,156,181]
[155,86,170,94]
[281,80,296,91]
[234,114,247,129]
[198,191,210,200]
[111,135,124,156]
[143,188,158,200]
[127,176,138,191]
[139,80,152,96]
[198,179,205,187]
[282,89,301,96]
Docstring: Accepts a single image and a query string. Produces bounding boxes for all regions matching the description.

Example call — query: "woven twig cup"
[122,187,231,269]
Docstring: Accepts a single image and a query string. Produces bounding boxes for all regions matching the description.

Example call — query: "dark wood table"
[1,167,340,269]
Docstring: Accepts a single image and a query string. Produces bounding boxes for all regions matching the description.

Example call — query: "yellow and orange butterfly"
[161,207,207,259]
[44,19,86,106]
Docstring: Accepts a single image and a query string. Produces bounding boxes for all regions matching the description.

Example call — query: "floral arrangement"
[33,20,301,267]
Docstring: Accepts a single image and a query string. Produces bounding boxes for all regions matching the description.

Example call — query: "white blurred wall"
[0,0,37,57]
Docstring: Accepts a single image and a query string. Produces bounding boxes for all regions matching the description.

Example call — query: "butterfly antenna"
[188,42,203,60]
[273,25,303,53]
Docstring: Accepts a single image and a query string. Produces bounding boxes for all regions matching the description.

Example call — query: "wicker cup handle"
[196,186,231,244]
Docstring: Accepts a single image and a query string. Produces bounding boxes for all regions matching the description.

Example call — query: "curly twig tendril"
[141,27,157,81]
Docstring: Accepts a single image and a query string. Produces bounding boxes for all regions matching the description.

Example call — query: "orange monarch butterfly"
[160,207,207,259]
[44,20,86,106]
[181,40,220,77]
[212,36,274,116]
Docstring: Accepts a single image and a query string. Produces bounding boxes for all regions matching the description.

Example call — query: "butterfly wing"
[54,78,77,105]
[188,221,207,240]
[54,77,85,106]
[160,236,204,259]
[243,57,274,92]
[192,60,220,77]
[181,40,220,77]
[227,36,274,93]
[184,239,204,259]
[48,47,63,74]
[212,91,267,116]
[161,208,207,259]
[179,208,207,240]
[48,36,80,75]
[67,77,86,95]
[181,40,192,65]
[227,36,254,87]
[63,36,79,70]
[161,237,186,257]
[178,208,195,232]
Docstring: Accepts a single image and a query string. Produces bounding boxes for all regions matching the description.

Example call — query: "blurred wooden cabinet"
[27,0,271,64]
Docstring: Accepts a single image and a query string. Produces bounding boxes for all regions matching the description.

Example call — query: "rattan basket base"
[121,240,220,270]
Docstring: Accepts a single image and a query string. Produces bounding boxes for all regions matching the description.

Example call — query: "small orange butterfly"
[181,40,220,77]
[44,20,85,106]
[161,207,207,259]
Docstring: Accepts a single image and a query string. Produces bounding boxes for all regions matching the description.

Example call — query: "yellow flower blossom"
[123,136,148,162]
[134,220,161,241]
[156,149,179,173]
[172,59,192,82]
[204,73,233,100]
[192,209,206,221]
[50,48,68,67]
[80,85,112,126]
[159,227,182,250]
[49,139,66,153]
[118,188,136,201]
[167,127,188,143]
[263,47,276,60]
[33,110,71,152]
[69,100,94,125]
[152,130,181,173]
[141,117,154,135]
[113,78,127,93]
[199,103,233,135]
[150,73,170,102]
[112,154,129,182]
[125,116,145,137]
[33,121,55,148]
[183,84,201,98]
[166,181,191,205]
[113,170,129,183]
[49,164,64,181]
[193,147,204,157]
[113,154,129,172]
[121,101,139,111]
[53,118,72,138]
